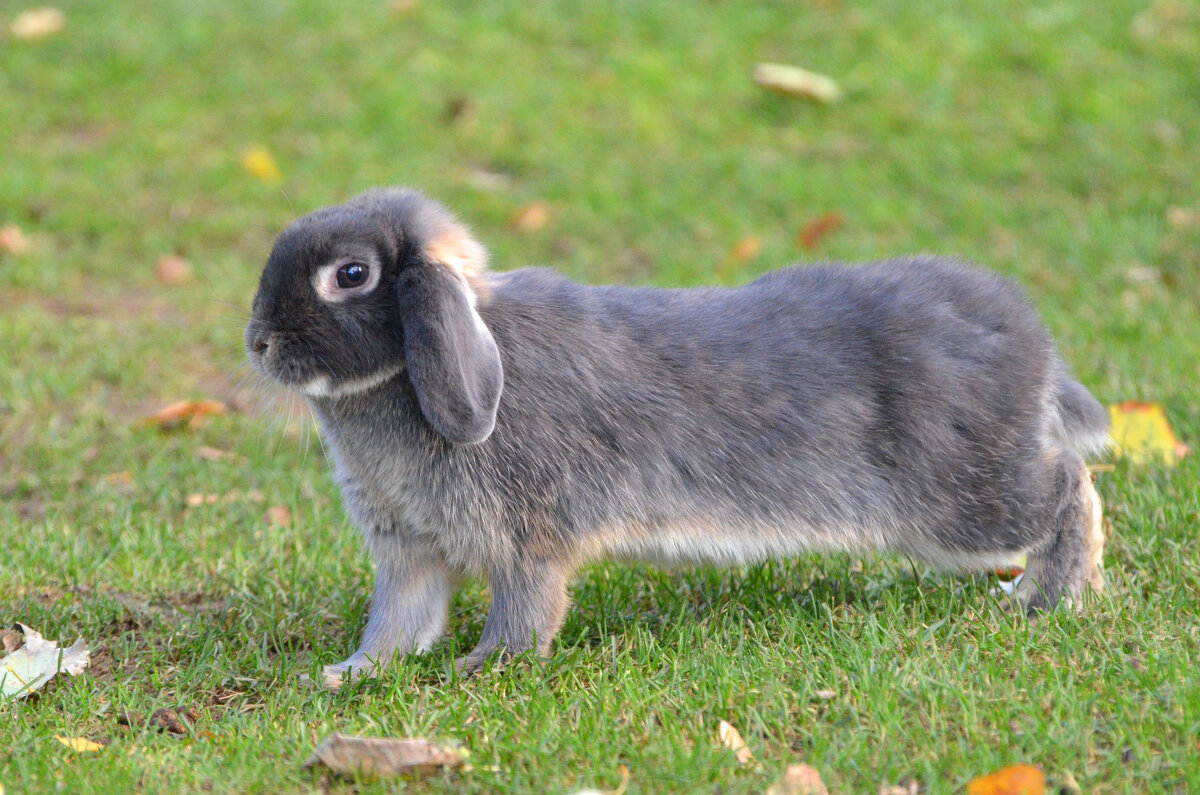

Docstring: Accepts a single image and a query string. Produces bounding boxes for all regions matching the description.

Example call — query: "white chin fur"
[300,365,403,399]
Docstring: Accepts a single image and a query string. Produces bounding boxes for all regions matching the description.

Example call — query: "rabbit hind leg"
[1011,450,1105,613]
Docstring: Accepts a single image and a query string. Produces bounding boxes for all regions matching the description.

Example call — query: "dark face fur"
[246,206,409,397]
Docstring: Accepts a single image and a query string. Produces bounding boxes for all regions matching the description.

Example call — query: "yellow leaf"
[241,146,282,183]
[753,63,841,103]
[717,720,753,765]
[55,736,103,753]
[11,7,66,41]
[1109,401,1189,466]
[966,764,1045,795]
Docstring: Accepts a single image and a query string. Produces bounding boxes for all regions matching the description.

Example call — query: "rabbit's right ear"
[397,255,503,445]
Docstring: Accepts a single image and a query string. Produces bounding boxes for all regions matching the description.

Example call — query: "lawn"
[2,0,1199,792]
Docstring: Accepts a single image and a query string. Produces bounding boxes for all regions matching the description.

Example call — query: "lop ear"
[398,261,503,444]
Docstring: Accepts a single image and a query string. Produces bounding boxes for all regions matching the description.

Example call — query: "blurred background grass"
[1,1,1199,793]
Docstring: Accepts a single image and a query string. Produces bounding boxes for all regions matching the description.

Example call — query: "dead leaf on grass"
[155,254,193,285]
[54,736,103,753]
[11,7,66,41]
[1,624,89,699]
[263,505,291,525]
[510,202,550,233]
[303,733,465,778]
[877,778,920,795]
[568,764,631,795]
[753,63,841,103]
[730,236,763,264]
[0,224,32,255]
[1109,401,1189,465]
[766,764,830,795]
[966,764,1045,795]
[143,399,228,431]
[717,720,753,765]
[797,213,844,250]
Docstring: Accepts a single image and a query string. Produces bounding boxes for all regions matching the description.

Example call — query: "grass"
[2,0,1199,792]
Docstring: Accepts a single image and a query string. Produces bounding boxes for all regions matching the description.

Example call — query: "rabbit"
[245,187,1110,687]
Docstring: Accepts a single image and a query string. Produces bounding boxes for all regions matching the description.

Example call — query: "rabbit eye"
[336,263,368,289]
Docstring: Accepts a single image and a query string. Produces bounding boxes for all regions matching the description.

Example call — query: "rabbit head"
[246,188,503,443]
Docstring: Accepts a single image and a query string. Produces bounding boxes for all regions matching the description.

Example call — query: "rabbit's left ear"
[398,228,503,444]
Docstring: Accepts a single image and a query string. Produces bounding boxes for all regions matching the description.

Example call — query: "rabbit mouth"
[299,364,404,399]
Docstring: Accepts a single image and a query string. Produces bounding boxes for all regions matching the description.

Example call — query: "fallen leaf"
[766,764,830,795]
[717,720,753,765]
[54,736,103,753]
[0,224,32,255]
[303,733,465,778]
[877,779,920,795]
[264,505,292,525]
[568,764,630,795]
[149,708,192,735]
[195,445,245,463]
[1,624,89,699]
[143,399,228,431]
[730,236,763,264]
[797,213,844,250]
[813,689,837,700]
[387,0,419,15]
[1055,772,1082,795]
[1,628,21,654]
[241,146,282,183]
[11,7,66,41]
[510,202,550,233]
[1109,401,1189,465]
[753,63,841,103]
[1166,205,1198,230]
[155,254,192,285]
[966,764,1045,795]
[97,471,134,486]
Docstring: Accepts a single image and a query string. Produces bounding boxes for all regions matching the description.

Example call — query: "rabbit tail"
[1049,376,1110,458]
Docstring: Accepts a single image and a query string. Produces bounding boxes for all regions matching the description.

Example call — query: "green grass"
[2,0,1199,792]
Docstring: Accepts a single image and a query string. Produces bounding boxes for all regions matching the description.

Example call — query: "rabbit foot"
[1010,453,1106,613]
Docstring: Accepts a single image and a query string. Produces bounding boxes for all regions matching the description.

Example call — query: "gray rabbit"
[246,188,1109,687]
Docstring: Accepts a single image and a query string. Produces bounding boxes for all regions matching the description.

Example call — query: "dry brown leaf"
[11,7,66,41]
[717,720,753,765]
[264,505,292,525]
[143,399,228,431]
[54,736,103,753]
[766,764,830,795]
[510,202,550,233]
[966,764,1045,795]
[303,733,465,778]
[797,213,844,250]
[753,63,841,103]
[813,688,837,700]
[155,254,192,285]
[730,236,763,264]
[0,224,32,255]
[1,628,21,654]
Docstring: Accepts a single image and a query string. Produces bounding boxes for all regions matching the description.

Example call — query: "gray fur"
[246,188,1110,683]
